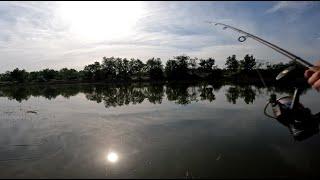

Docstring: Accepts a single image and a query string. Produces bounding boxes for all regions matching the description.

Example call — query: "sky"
[0,1,320,72]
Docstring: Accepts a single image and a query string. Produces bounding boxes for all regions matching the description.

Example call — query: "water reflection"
[225,86,256,104]
[106,152,119,163]
[104,150,120,178]
[0,83,310,107]
[166,84,197,105]
[1,83,320,178]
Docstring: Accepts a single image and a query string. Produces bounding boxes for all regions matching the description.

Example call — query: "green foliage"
[129,58,144,75]
[225,55,239,72]
[101,57,117,80]
[199,58,216,72]
[146,57,164,80]
[0,54,305,84]
[117,58,130,80]
[58,68,79,80]
[165,55,190,80]
[84,61,102,81]
[10,68,28,83]
[39,69,59,81]
[188,57,198,70]
[239,54,256,72]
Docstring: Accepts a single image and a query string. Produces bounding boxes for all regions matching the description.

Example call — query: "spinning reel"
[264,66,320,141]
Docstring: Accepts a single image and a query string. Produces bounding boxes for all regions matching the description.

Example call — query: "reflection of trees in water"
[239,86,256,104]
[0,82,311,106]
[42,87,60,100]
[225,87,239,104]
[0,86,62,102]
[90,83,218,106]
[85,86,103,103]
[106,86,145,107]
[5,86,31,102]
[59,86,80,99]
[165,83,219,104]
[225,85,259,104]
[145,85,164,104]
[225,84,310,104]
[199,86,215,102]
[85,85,162,108]
[166,84,192,105]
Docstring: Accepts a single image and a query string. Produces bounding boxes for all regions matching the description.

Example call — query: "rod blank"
[207,22,313,68]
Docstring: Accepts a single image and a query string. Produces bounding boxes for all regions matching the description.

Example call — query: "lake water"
[0,83,320,178]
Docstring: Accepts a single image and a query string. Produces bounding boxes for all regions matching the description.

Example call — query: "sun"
[55,1,146,42]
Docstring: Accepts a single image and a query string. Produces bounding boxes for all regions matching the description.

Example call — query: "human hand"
[304,61,320,91]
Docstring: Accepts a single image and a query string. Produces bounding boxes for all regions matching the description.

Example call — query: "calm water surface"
[0,83,320,178]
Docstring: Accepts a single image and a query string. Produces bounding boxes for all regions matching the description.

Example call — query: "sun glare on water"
[56,1,146,41]
[106,152,119,163]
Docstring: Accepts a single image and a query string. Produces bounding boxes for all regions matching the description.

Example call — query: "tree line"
[0,54,306,84]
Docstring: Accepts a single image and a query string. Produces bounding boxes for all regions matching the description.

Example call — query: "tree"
[83,61,102,81]
[101,57,117,80]
[165,60,178,80]
[38,69,58,82]
[59,68,79,80]
[225,55,239,72]
[239,54,256,72]
[145,57,164,80]
[175,55,189,72]
[114,58,130,80]
[199,57,216,72]
[129,58,145,79]
[122,58,130,77]
[165,55,190,80]
[0,71,11,82]
[188,57,198,70]
[10,68,28,83]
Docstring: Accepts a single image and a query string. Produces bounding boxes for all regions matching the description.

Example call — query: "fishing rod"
[206,22,320,141]
[206,21,313,68]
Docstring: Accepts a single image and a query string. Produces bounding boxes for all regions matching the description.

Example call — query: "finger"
[305,66,320,80]
[312,79,320,91]
[308,71,320,85]
[305,69,314,79]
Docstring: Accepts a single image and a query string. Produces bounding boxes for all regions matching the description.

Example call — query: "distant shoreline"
[0,55,308,88]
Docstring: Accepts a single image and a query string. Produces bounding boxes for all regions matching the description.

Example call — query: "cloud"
[266,1,314,13]
[0,2,319,72]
